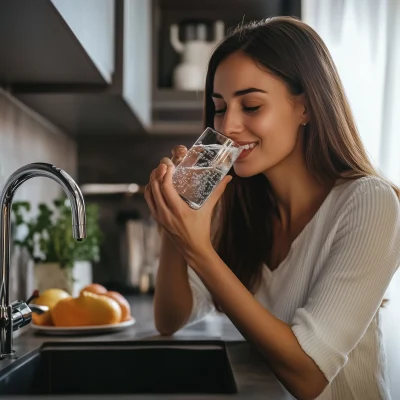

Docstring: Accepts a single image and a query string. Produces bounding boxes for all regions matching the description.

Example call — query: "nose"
[219,108,244,139]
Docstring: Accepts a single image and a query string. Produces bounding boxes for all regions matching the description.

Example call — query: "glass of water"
[172,127,243,209]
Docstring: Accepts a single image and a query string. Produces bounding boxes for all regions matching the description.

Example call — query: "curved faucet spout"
[0,163,86,358]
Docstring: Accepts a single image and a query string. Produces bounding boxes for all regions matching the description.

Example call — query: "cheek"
[247,112,271,133]
[252,108,298,142]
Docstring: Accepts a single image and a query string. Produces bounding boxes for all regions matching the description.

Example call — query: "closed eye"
[214,108,226,115]
[243,106,261,113]
[214,106,261,115]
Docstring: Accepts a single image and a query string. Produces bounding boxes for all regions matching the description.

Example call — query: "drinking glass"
[172,127,242,209]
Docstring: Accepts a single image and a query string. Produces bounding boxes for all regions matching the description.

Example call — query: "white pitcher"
[170,20,225,91]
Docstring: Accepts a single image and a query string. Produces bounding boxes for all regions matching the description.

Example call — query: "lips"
[236,143,258,161]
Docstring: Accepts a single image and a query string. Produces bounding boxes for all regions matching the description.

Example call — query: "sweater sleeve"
[186,266,215,325]
[291,179,400,382]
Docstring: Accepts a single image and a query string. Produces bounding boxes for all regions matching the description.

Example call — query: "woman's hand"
[144,145,232,258]
[150,145,187,235]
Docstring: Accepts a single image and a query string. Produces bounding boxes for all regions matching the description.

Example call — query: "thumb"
[206,175,232,209]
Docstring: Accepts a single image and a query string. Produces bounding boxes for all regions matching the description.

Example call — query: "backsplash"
[0,89,77,301]
[78,133,198,289]
[78,134,197,185]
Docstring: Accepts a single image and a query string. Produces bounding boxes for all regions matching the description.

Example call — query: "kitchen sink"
[0,341,237,395]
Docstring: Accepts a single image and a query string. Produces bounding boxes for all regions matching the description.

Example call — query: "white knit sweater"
[187,176,400,400]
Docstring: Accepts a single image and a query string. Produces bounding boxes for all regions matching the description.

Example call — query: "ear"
[295,93,309,125]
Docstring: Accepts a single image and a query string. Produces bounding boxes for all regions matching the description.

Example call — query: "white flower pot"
[34,261,93,297]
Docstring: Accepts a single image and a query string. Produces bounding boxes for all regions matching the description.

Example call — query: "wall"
[78,133,196,185]
[0,89,77,302]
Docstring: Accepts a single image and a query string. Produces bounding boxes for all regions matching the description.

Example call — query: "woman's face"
[212,51,307,178]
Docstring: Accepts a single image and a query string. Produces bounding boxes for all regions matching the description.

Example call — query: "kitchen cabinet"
[122,0,152,128]
[0,0,300,136]
[50,0,115,84]
[0,0,114,85]
[0,0,151,135]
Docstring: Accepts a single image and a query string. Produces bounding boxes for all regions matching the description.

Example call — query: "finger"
[183,145,202,165]
[171,145,187,157]
[147,165,168,212]
[150,165,166,181]
[150,168,159,181]
[151,164,171,215]
[159,163,186,211]
[171,146,187,166]
[171,155,183,166]
[160,157,174,167]
[204,175,233,212]
[157,163,169,179]
[144,183,158,217]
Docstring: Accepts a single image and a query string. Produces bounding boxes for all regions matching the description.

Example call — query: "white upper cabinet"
[122,0,152,127]
[50,0,115,84]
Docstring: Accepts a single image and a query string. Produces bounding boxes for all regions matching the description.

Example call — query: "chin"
[233,164,262,178]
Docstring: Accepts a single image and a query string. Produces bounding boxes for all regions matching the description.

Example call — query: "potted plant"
[12,198,102,296]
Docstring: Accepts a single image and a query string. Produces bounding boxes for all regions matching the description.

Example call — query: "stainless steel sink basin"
[0,341,237,395]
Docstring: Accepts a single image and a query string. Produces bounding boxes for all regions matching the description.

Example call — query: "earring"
[302,122,307,126]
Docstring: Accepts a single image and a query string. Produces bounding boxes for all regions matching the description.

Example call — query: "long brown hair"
[204,17,400,305]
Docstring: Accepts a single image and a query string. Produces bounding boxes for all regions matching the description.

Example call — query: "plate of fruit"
[30,284,135,335]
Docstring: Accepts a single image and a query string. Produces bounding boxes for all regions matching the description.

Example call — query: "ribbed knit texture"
[187,176,400,400]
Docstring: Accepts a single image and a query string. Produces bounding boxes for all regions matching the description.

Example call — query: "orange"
[80,283,107,295]
[51,297,90,327]
[102,291,131,322]
[51,291,122,327]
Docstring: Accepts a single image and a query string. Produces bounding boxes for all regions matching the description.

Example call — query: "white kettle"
[170,20,225,91]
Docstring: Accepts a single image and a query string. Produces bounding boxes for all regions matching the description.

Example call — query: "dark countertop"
[1,295,291,400]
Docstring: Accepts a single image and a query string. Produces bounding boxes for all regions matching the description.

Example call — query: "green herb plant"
[12,198,102,268]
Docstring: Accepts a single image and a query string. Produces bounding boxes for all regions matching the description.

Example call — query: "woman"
[144,17,400,400]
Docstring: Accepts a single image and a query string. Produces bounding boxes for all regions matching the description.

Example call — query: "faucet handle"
[29,304,49,314]
[25,290,49,314]
[11,301,32,331]
[10,300,47,331]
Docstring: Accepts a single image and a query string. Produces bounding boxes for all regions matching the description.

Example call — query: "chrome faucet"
[0,163,86,359]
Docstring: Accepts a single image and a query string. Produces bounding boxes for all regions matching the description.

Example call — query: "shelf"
[151,0,301,133]
[153,88,204,109]
[150,88,204,134]
[147,121,203,135]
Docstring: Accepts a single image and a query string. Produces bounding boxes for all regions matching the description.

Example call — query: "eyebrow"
[211,87,267,98]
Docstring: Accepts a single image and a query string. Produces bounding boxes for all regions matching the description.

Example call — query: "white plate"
[31,317,135,336]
